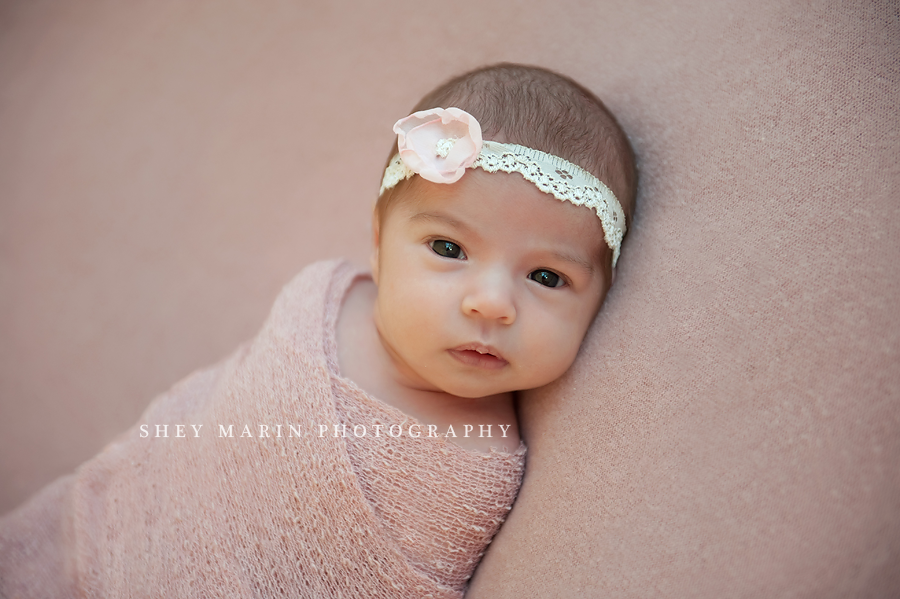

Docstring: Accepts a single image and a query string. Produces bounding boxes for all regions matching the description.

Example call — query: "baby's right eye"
[430,240,466,259]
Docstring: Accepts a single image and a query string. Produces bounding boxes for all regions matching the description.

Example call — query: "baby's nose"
[461,271,516,324]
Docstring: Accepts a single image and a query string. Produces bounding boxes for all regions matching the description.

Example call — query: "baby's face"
[372,170,609,399]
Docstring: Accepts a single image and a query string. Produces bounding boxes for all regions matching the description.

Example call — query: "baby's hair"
[376,63,637,231]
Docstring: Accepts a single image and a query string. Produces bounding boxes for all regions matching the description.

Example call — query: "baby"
[332,63,635,590]
[0,63,635,598]
[339,64,634,454]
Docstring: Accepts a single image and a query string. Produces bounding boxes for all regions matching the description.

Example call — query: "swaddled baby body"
[0,63,636,597]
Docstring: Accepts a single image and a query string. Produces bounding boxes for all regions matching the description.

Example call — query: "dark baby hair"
[377,63,636,228]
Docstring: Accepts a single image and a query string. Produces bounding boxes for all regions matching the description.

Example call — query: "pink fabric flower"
[393,108,483,184]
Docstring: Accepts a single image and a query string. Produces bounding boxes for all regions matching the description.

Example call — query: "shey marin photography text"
[139,422,514,440]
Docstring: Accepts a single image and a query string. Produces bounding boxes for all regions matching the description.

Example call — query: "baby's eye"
[528,269,564,288]
[430,240,466,259]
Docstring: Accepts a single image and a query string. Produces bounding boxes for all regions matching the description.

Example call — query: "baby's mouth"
[448,343,508,370]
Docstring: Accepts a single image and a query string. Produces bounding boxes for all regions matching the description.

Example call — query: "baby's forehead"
[397,170,608,260]
[465,169,606,226]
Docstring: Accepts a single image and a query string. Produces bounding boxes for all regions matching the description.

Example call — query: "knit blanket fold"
[0,259,524,598]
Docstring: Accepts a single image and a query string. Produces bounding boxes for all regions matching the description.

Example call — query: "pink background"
[1,0,898,596]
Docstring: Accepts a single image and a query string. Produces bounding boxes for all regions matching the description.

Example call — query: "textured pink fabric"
[1,1,897,597]
[0,260,524,597]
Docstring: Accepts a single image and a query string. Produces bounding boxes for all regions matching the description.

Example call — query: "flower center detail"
[434,137,457,158]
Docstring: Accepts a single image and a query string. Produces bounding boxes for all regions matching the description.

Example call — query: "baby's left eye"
[528,269,564,288]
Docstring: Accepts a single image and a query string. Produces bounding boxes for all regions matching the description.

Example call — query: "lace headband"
[379,107,626,267]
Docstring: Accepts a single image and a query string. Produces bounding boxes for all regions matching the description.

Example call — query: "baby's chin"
[405,354,571,399]
[429,364,573,399]
[425,377,529,400]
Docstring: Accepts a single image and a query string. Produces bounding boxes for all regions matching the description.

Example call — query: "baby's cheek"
[531,323,585,381]
[384,285,445,346]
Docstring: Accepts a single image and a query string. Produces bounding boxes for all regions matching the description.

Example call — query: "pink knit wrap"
[0,260,525,598]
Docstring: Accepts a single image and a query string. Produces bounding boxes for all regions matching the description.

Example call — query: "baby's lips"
[452,342,507,363]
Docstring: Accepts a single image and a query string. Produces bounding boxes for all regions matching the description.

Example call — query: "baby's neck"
[336,277,520,453]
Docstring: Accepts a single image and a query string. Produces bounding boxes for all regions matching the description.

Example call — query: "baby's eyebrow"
[409,211,472,234]
[550,250,594,274]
